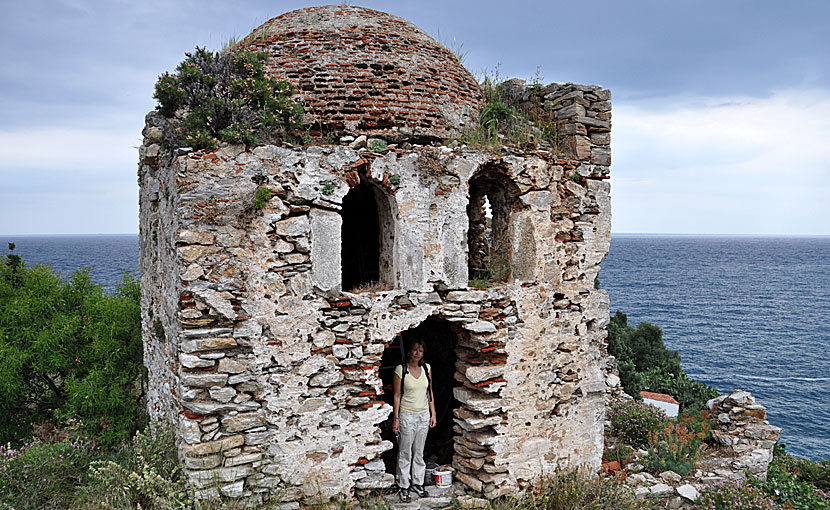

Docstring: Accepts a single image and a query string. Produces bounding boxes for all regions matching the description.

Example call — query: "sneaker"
[412,485,429,498]
[399,488,411,503]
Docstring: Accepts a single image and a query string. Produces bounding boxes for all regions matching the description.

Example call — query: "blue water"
[1,234,827,460]
[601,235,830,461]
[0,235,139,292]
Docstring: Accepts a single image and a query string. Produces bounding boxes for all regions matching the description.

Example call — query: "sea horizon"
[1,233,827,460]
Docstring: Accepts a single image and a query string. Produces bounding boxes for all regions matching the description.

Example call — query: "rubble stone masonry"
[138,6,612,503]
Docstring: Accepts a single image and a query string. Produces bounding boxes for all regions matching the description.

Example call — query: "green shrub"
[73,426,191,510]
[490,470,651,510]
[759,446,830,510]
[771,444,830,492]
[616,358,645,398]
[607,310,719,412]
[646,411,711,476]
[154,47,304,150]
[695,480,782,510]
[607,311,683,377]
[608,399,669,448]
[253,186,273,210]
[0,250,145,449]
[641,368,719,413]
[0,439,99,509]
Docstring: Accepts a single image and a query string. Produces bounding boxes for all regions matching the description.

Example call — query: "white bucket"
[434,470,452,487]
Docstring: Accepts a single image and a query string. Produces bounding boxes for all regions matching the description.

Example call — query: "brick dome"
[239,5,484,142]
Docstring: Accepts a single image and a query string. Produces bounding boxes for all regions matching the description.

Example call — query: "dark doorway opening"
[379,318,461,476]
[341,179,395,292]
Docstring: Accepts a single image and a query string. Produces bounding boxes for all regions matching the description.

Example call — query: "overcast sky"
[1,1,828,235]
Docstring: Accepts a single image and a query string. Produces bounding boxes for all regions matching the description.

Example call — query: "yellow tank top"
[395,363,430,413]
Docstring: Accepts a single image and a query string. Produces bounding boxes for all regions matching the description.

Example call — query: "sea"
[1,233,828,461]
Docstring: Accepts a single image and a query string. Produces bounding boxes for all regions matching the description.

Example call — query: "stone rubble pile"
[616,390,781,509]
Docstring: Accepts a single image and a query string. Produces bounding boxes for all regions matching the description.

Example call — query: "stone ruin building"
[138,5,613,502]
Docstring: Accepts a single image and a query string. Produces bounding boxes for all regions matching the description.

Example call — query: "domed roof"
[239,5,484,141]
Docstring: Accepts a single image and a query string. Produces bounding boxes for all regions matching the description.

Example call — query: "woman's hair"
[407,338,427,365]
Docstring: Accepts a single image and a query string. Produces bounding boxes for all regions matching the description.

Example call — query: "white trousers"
[396,410,429,489]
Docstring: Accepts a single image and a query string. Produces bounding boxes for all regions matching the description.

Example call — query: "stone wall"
[138,81,611,501]
[622,390,782,508]
[705,390,782,481]
[501,79,612,176]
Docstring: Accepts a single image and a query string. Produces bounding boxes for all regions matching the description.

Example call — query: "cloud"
[611,89,830,234]
[0,127,140,175]
[0,127,140,234]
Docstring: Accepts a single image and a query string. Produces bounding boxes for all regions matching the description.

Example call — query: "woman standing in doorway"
[393,339,437,502]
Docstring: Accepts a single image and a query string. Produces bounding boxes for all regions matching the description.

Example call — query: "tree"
[0,249,146,448]
[607,310,717,412]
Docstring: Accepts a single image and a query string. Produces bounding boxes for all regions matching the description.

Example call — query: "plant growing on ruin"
[322,182,335,196]
[608,399,669,448]
[416,147,449,181]
[434,28,468,66]
[389,174,401,186]
[368,138,387,152]
[460,65,560,152]
[646,411,711,476]
[253,186,273,210]
[469,253,511,289]
[695,480,783,510]
[154,47,304,150]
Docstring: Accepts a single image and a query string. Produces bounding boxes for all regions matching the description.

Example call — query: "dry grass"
[347,280,389,294]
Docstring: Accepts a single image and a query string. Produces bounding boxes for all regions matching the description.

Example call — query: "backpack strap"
[398,363,408,408]
[423,363,432,403]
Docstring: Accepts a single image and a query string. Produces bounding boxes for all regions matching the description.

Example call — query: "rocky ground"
[609,390,782,509]
[341,389,783,510]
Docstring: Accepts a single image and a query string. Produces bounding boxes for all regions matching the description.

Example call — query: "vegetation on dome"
[460,67,561,152]
[154,47,304,150]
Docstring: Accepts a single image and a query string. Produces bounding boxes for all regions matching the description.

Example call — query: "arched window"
[341,179,395,292]
[467,165,520,285]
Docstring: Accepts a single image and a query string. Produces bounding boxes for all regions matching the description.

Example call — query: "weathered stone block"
[181,337,237,353]
[222,412,266,433]
[182,373,229,388]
